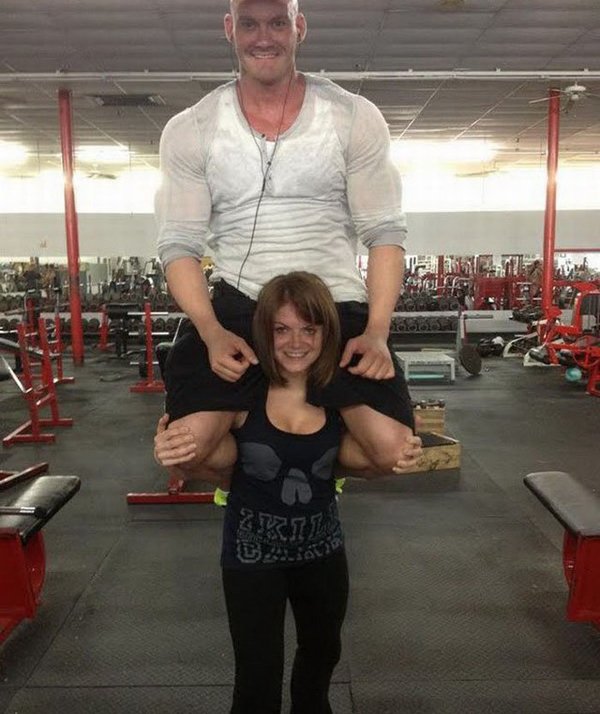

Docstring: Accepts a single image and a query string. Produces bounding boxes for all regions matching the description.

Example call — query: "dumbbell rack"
[390,310,459,349]
[391,309,530,348]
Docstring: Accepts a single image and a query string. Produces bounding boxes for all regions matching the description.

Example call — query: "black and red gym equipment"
[0,463,80,644]
[525,472,600,628]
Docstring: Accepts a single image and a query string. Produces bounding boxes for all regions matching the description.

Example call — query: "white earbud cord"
[235,70,296,290]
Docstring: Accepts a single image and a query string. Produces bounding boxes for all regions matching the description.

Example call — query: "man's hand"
[203,324,258,382]
[392,434,423,474]
[153,414,197,467]
[339,332,394,380]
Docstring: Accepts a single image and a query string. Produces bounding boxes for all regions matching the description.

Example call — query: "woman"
[155,271,422,714]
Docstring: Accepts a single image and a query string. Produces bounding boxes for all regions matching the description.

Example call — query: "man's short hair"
[229,0,299,14]
[253,271,340,388]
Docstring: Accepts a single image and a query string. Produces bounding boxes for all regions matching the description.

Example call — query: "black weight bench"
[0,335,43,360]
[524,471,600,625]
[0,465,80,644]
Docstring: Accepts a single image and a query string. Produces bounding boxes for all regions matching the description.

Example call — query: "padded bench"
[524,471,600,625]
[0,468,80,644]
[0,335,44,360]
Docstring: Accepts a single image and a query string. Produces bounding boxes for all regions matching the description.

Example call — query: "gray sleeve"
[346,95,407,250]
[155,107,212,268]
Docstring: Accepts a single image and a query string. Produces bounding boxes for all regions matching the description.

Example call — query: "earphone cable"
[235,71,295,290]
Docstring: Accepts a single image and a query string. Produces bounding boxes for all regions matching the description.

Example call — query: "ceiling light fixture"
[88,94,165,107]
[390,139,497,164]
[0,141,29,167]
[75,145,131,164]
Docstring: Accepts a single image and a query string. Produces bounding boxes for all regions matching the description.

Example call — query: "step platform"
[396,351,456,384]
[410,432,461,473]
[412,401,445,434]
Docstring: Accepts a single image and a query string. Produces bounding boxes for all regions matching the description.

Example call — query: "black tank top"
[221,387,344,570]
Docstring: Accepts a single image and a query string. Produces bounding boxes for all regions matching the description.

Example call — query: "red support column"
[58,88,84,366]
[542,88,561,315]
[437,255,445,294]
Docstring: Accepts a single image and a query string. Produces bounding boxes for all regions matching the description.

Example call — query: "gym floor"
[1,350,599,714]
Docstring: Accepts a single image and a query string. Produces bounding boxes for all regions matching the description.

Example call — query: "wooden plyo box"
[412,405,445,435]
[408,432,461,473]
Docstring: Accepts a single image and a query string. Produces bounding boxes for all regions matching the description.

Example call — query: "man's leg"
[222,567,287,714]
[330,301,420,473]
[155,411,239,490]
[340,404,417,473]
[166,411,237,467]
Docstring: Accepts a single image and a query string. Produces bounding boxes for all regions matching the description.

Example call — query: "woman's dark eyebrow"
[274,320,315,328]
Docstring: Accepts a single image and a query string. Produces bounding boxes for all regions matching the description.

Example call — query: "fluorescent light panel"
[391,139,497,164]
[76,145,131,164]
[0,141,29,167]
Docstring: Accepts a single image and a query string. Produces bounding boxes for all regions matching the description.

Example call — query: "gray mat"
[28,521,229,687]
[350,679,600,714]
[3,357,600,714]
[1,528,121,686]
[27,520,349,688]
[3,684,352,714]
[343,515,600,682]
[0,692,16,714]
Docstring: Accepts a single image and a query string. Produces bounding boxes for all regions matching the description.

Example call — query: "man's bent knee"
[363,425,414,471]
[341,406,414,472]
[169,411,237,465]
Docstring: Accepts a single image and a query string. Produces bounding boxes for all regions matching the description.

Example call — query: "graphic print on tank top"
[221,402,345,569]
[238,442,338,505]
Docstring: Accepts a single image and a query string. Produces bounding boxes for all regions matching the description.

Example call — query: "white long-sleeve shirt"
[155,74,407,302]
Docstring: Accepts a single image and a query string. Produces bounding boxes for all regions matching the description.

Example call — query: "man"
[155,0,421,475]
[526,260,543,300]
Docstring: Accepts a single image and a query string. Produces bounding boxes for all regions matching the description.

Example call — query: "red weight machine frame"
[525,471,600,629]
[0,462,49,645]
[538,283,600,397]
[126,302,213,504]
[40,316,74,386]
[97,304,113,352]
[126,470,215,506]
[2,321,73,446]
[129,302,165,394]
[563,531,600,624]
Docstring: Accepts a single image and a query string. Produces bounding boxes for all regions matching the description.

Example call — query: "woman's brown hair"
[252,271,341,387]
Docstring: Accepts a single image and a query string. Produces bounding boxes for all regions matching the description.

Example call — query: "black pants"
[222,549,349,714]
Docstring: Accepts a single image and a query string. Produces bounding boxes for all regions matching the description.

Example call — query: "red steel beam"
[58,89,84,366]
[542,88,561,314]
[437,255,444,293]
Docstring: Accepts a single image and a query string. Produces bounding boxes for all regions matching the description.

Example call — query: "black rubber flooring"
[1,351,599,713]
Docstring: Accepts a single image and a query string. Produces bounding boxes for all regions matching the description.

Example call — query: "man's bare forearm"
[165,257,222,340]
[365,245,405,338]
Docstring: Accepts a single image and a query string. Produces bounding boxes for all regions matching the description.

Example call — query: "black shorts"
[164,281,414,429]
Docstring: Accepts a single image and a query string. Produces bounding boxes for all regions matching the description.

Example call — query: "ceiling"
[1,0,600,177]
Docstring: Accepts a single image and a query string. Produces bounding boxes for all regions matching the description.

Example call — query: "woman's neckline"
[264,382,327,437]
